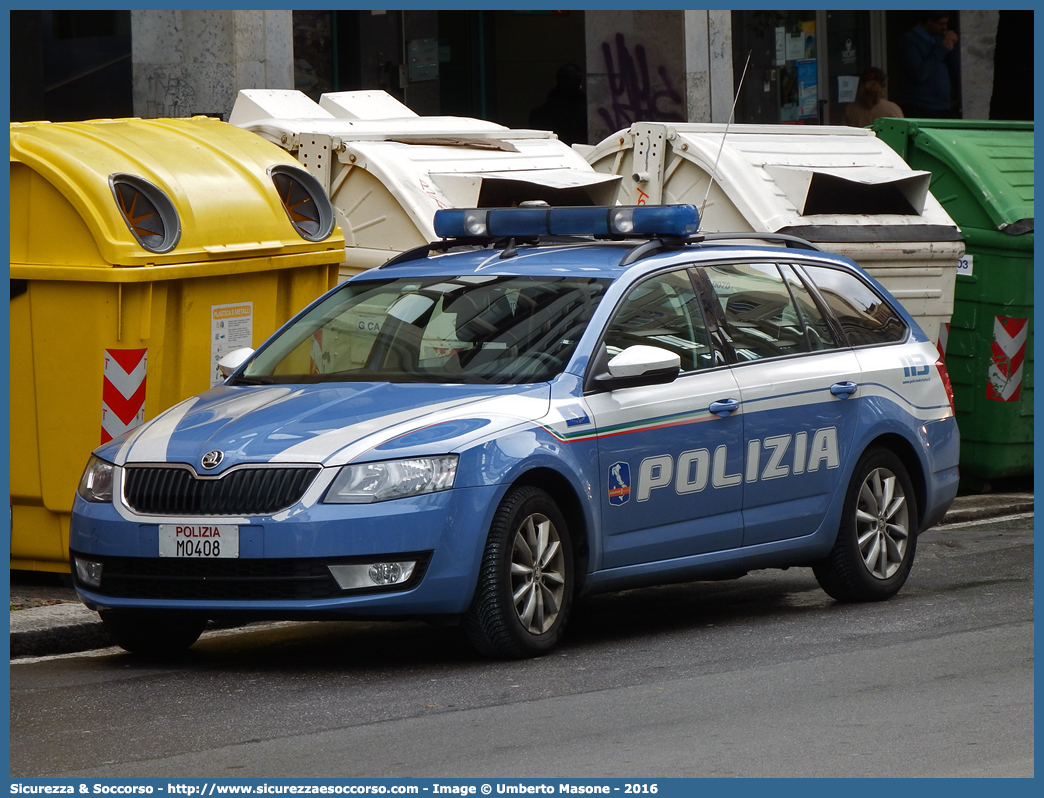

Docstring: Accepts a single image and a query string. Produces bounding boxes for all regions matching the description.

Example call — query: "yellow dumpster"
[10,116,345,572]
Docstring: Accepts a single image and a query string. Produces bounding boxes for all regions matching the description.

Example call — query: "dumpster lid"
[231,89,519,138]
[899,121,1033,234]
[320,90,419,119]
[9,117,343,268]
[231,88,425,123]
[588,123,961,241]
[231,90,622,244]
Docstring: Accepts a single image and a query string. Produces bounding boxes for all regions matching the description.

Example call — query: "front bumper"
[69,484,501,617]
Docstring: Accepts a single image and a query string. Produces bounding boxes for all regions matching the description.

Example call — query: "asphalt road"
[10,514,1033,778]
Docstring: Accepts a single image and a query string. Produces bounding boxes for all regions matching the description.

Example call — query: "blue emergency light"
[432,205,700,240]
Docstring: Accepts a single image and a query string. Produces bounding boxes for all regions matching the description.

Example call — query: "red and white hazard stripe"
[101,348,147,443]
[936,322,950,360]
[987,316,1028,402]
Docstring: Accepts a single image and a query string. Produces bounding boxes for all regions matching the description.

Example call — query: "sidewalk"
[9,491,1033,659]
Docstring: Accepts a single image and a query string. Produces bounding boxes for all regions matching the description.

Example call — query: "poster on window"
[838,75,859,104]
[797,59,818,120]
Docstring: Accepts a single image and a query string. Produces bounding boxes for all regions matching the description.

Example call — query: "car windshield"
[234,275,610,385]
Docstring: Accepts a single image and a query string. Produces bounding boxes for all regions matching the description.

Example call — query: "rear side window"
[779,264,839,352]
[701,262,809,362]
[799,264,907,346]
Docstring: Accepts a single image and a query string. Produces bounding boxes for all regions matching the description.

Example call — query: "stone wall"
[958,10,998,120]
[585,11,687,144]
[131,9,293,120]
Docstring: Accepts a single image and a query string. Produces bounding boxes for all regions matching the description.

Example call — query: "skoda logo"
[201,450,224,470]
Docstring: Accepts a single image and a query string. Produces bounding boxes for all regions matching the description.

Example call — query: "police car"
[70,204,959,658]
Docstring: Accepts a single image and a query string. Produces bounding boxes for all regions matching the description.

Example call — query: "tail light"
[936,357,956,415]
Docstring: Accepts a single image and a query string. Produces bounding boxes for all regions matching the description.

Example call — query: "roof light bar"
[432,205,700,240]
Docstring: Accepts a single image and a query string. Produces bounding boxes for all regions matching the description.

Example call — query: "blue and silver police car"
[71,205,959,658]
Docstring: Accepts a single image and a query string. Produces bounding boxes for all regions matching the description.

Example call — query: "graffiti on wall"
[142,68,197,118]
[598,33,684,130]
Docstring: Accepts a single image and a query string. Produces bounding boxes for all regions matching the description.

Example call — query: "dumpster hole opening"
[802,173,922,216]
[476,181,598,209]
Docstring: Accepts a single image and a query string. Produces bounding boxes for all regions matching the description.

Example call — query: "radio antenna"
[698,51,752,232]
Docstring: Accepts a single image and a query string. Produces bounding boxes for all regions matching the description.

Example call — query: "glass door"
[824,10,875,125]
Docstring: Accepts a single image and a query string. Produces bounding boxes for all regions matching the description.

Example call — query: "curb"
[10,495,1033,660]
[9,603,112,658]
[936,493,1034,526]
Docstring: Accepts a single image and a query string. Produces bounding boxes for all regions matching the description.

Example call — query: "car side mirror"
[591,345,681,392]
[217,347,255,378]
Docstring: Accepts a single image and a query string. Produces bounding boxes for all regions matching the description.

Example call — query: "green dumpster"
[872,119,1033,483]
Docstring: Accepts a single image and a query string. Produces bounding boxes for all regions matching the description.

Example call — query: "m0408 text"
[176,539,221,556]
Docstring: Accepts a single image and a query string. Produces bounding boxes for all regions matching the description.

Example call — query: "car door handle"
[709,398,740,418]
[830,381,858,399]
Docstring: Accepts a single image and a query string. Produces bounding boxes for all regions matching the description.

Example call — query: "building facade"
[10,10,1032,139]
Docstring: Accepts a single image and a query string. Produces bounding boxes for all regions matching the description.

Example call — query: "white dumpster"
[231,89,621,279]
[581,122,964,345]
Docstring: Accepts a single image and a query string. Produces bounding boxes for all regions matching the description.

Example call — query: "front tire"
[814,447,918,602]
[101,611,207,655]
[465,486,574,658]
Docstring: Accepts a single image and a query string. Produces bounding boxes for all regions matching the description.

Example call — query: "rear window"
[799,264,907,346]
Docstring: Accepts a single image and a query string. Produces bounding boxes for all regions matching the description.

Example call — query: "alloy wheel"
[510,512,566,634]
[855,467,910,580]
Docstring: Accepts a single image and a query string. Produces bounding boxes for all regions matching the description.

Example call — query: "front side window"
[799,264,907,346]
[235,275,609,385]
[602,269,713,372]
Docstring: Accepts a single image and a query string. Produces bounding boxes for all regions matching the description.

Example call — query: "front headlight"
[324,455,458,504]
[77,455,116,503]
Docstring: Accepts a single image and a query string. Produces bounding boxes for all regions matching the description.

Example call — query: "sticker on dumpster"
[987,316,1028,402]
[101,348,147,444]
[957,255,973,277]
[211,302,253,387]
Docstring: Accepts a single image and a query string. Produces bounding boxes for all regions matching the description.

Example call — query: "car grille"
[123,466,321,516]
[74,554,431,601]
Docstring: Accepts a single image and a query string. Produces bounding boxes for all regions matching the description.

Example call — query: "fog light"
[368,563,403,585]
[328,561,417,591]
[74,557,103,588]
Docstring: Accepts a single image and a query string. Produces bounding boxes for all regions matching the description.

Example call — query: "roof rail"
[617,231,819,267]
[698,232,822,251]
[619,235,704,266]
[380,239,495,268]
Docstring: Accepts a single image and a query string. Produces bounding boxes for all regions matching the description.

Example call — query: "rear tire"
[101,611,207,655]
[813,447,918,602]
[464,486,574,658]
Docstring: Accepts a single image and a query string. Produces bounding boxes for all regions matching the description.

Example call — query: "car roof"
[369,239,861,283]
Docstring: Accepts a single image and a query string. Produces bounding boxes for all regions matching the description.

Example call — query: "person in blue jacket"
[899,12,960,118]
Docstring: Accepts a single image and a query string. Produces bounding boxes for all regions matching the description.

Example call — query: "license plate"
[159,524,239,558]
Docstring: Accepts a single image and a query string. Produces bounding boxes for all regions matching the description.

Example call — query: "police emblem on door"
[608,461,631,506]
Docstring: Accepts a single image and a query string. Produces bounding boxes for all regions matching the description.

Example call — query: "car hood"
[100,382,551,472]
